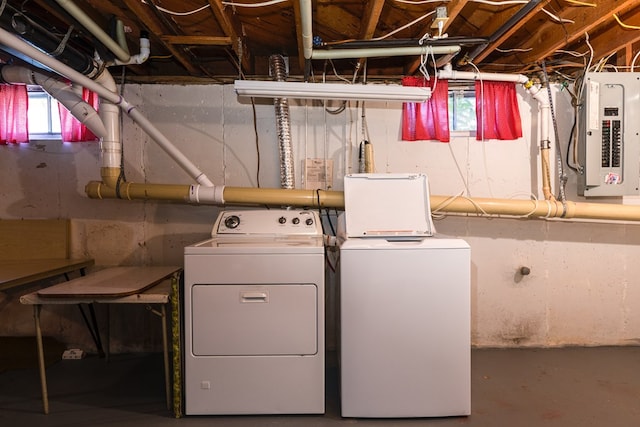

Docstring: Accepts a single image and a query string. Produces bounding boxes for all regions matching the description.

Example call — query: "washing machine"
[338,235,471,418]
[338,173,471,418]
[183,209,325,415]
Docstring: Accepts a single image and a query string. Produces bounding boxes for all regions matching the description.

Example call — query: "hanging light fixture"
[234,80,431,102]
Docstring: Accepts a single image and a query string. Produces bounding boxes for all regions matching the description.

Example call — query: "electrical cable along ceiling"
[0,0,638,83]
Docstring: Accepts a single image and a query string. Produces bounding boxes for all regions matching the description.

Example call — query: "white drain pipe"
[0,66,107,139]
[437,68,555,200]
[0,26,214,189]
[54,0,130,62]
[298,0,460,61]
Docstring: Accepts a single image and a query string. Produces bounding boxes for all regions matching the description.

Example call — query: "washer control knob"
[305,218,314,226]
[224,215,241,229]
[292,217,300,225]
[278,216,287,224]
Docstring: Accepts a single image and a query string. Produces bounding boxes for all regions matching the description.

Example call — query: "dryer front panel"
[191,284,318,356]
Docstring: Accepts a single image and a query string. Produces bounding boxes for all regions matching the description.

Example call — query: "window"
[27,88,61,139]
[448,87,476,132]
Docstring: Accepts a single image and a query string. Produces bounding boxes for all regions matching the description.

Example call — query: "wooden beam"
[473,0,551,64]
[207,0,251,73]
[505,0,639,71]
[407,0,470,74]
[354,0,386,74]
[120,0,202,75]
[161,35,232,46]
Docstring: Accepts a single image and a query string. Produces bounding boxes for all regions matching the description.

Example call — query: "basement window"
[27,87,61,140]
[448,87,476,133]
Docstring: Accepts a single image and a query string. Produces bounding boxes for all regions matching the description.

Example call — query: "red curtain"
[59,87,100,142]
[475,80,522,141]
[0,84,29,144]
[402,76,449,142]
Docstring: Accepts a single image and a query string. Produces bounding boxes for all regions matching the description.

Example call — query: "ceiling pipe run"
[0,3,100,77]
[54,0,130,63]
[83,181,640,223]
[298,0,460,66]
[0,26,214,188]
[7,6,640,224]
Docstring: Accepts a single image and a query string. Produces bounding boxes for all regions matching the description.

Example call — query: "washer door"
[191,284,318,356]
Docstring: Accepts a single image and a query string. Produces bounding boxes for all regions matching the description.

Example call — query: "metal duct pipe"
[269,54,295,189]
[0,26,214,188]
[0,4,99,76]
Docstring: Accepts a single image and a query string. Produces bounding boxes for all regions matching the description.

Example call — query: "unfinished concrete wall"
[1,82,639,352]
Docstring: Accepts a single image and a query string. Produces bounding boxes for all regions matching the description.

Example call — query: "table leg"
[77,304,105,358]
[33,304,49,414]
[148,303,171,410]
[161,304,170,410]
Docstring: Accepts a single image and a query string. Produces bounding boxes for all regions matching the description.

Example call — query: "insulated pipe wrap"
[269,54,295,190]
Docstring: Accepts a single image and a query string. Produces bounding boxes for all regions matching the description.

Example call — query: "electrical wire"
[141,0,210,16]
[541,60,567,205]
[495,47,532,53]
[393,0,445,4]
[613,13,640,30]
[222,0,288,7]
[251,97,261,188]
[371,11,436,41]
[632,50,640,72]
[584,32,594,73]
[565,0,596,6]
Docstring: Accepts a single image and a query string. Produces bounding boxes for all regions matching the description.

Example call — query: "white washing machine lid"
[343,173,435,238]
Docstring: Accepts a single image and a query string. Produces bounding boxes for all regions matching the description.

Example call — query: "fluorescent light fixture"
[234,80,431,102]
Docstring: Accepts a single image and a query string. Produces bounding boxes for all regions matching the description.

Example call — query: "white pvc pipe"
[298,0,460,62]
[110,37,150,66]
[0,26,214,187]
[54,0,130,62]
[311,45,461,60]
[437,69,529,84]
[300,0,314,60]
[0,65,107,138]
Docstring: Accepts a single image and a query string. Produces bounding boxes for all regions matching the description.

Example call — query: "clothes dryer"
[184,209,325,415]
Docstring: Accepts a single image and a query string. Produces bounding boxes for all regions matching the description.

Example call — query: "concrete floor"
[0,347,639,427]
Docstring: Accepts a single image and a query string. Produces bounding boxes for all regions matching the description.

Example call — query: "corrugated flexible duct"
[269,54,295,189]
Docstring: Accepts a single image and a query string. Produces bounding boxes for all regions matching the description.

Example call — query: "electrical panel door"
[577,72,640,197]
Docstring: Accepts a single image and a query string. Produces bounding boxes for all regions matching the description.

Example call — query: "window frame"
[27,86,62,141]
[448,83,477,136]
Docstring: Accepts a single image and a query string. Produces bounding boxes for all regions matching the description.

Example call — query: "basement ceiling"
[1,0,639,84]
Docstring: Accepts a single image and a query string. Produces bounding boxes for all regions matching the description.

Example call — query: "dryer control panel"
[213,210,322,236]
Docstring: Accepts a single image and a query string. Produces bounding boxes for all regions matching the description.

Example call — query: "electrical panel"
[577,72,640,197]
